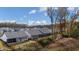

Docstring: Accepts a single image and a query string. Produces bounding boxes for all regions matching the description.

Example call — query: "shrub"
[48,36,53,41]
[70,25,79,38]
[38,37,53,47]
[62,32,69,38]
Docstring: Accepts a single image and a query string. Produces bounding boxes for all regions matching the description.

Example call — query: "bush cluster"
[38,36,53,47]
[70,25,79,38]
[62,32,69,38]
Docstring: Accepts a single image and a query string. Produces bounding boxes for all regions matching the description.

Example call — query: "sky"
[0,7,79,26]
[0,7,51,25]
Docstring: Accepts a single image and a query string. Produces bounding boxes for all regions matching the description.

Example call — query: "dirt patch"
[44,38,79,51]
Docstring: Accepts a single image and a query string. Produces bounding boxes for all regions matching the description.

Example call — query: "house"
[38,28,52,35]
[0,31,29,43]
[0,27,52,43]
[25,28,52,39]
[0,28,15,33]
[25,28,42,39]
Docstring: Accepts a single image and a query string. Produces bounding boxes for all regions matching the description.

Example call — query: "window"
[7,38,16,43]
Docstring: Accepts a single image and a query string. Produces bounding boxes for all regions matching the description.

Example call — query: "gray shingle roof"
[4,31,27,39]
[37,28,52,34]
[3,28,52,39]
[26,29,42,36]
[26,28,52,36]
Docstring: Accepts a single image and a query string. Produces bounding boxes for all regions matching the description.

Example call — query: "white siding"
[0,34,7,42]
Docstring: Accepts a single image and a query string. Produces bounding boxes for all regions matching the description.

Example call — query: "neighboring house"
[13,28,20,32]
[0,29,4,33]
[25,28,52,39]
[25,29,42,39]
[0,27,52,43]
[37,28,52,35]
[0,28,15,33]
[0,31,28,43]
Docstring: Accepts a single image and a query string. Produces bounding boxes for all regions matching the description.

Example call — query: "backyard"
[0,34,79,51]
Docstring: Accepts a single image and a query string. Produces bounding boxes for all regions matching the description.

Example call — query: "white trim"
[0,33,7,42]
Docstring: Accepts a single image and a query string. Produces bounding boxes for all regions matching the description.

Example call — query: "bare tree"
[57,7,68,33]
[47,7,53,35]
[47,7,57,36]
[69,8,78,34]
[47,7,69,39]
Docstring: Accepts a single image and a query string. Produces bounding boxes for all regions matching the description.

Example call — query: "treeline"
[0,23,27,28]
[47,7,79,34]
[28,25,51,29]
